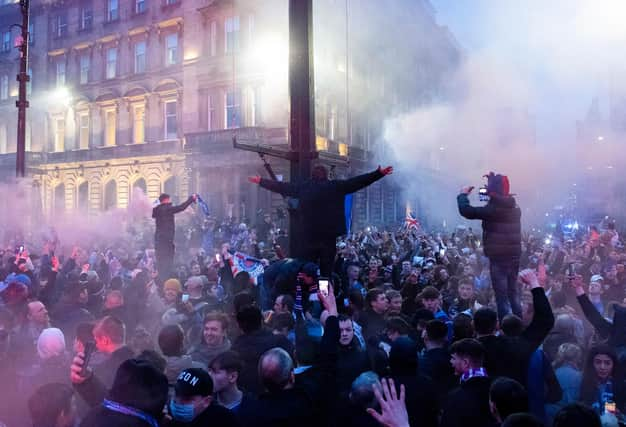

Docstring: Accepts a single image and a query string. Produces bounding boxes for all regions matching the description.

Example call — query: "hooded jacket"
[457,193,522,261]
[152,197,194,243]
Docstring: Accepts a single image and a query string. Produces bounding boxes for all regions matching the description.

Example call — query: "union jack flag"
[404,212,420,230]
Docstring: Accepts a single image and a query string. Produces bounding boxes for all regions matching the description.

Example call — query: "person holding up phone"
[457,172,522,321]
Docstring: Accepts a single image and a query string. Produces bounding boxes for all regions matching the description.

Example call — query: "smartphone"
[479,187,489,202]
[605,401,616,414]
[181,294,190,303]
[567,263,576,278]
[82,341,96,376]
[439,248,446,257]
[318,278,330,297]
[215,254,221,262]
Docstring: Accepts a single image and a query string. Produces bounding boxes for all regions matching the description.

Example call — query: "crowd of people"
[0,193,626,427]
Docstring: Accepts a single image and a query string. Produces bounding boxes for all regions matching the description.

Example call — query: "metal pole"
[15,0,30,178]
[287,0,315,256]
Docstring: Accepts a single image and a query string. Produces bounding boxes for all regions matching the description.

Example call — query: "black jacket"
[418,347,455,402]
[457,193,521,260]
[336,340,371,394]
[478,287,554,386]
[152,197,194,243]
[259,169,385,238]
[440,376,494,427]
[231,329,294,396]
[577,293,626,349]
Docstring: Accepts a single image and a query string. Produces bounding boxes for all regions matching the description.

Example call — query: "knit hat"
[174,368,213,397]
[6,273,32,288]
[163,278,182,293]
[485,172,511,197]
[37,328,66,360]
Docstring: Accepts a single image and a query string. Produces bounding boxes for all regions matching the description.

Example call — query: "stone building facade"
[0,0,460,229]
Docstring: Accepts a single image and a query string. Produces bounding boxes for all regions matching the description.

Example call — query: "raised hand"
[367,378,409,427]
[460,186,474,195]
[248,176,261,184]
[378,166,394,176]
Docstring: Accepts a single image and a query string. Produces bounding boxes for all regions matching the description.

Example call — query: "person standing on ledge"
[248,164,393,276]
[153,193,197,281]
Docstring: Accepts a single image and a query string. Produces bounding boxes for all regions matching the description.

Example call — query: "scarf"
[460,367,488,383]
[102,399,159,427]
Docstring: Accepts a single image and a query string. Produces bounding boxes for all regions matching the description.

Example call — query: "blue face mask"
[169,401,195,422]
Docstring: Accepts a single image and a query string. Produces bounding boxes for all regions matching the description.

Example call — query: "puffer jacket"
[457,193,521,260]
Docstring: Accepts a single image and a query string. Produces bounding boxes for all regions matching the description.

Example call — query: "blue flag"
[344,194,353,235]
[197,195,210,216]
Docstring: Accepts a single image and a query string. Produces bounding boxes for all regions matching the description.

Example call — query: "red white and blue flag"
[404,212,420,230]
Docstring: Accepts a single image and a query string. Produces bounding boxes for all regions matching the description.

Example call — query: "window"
[134,41,146,73]
[79,55,90,84]
[225,90,241,128]
[209,21,217,56]
[0,124,6,154]
[132,104,145,143]
[164,100,177,139]
[80,7,93,30]
[104,109,116,146]
[207,94,215,130]
[106,47,117,79]
[103,180,117,211]
[55,15,67,38]
[135,0,146,14]
[78,112,89,149]
[2,31,10,52]
[54,118,65,152]
[164,0,179,5]
[28,22,33,45]
[107,0,119,22]
[165,33,178,66]
[0,75,8,100]
[77,182,89,211]
[56,61,66,87]
[225,16,240,54]
[248,86,261,126]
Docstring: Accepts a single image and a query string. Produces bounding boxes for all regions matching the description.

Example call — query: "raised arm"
[250,176,299,197]
[336,166,391,195]
[520,269,555,349]
[171,195,196,214]
[571,276,612,339]
[457,191,493,220]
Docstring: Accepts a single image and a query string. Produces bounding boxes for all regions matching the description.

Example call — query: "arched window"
[103,180,117,211]
[77,181,89,212]
[163,176,177,204]
[132,178,147,197]
[54,184,65,216]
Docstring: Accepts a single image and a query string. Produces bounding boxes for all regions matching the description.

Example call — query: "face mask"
[169,400,195,422]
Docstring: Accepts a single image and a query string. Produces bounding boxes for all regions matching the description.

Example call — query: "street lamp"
[15,0,30,178]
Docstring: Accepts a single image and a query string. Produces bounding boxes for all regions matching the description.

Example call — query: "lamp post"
[15,0,30,178]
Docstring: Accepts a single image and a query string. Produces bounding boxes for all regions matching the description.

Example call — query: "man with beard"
[248,165,393,275]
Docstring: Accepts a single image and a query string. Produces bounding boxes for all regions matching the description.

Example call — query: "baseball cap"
[590,274,604,283]
[174,368,213,398]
